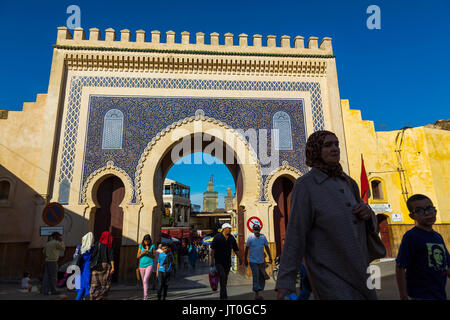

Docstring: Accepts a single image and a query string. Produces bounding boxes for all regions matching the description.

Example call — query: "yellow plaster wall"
[342,99,450,224]
[424,128,450,221]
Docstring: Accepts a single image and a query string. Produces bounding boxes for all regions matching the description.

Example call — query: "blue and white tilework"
[57,76,325,204]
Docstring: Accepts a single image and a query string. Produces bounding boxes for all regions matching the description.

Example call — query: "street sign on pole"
[40,226,64,236]
[247,216,263,232]
[42,202,65,226]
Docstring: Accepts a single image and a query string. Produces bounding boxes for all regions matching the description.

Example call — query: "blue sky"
[167,153,235,209]
[1,0,449,207]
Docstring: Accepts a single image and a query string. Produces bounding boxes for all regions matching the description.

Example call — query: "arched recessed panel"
[102,109,124,150]
[273,111,293,150]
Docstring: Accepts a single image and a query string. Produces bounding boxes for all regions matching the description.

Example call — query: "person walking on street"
[244,224,272,300]
[74,232,95,300]
[210,223,243,300]
[275,130,380,300]
[150,243,162,290]
[156,243,174,300]
[90,231,115,300]
[181,242,189,270]
[42,232,65,295]
[396,194,450,300]
[137,234,155,300]
[188,242,199,270]
[171,243,178,278]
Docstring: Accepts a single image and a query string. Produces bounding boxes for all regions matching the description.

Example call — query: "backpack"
[162,252,174,272]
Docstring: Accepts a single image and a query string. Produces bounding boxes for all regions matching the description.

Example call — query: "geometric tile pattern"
[58,76,325,203]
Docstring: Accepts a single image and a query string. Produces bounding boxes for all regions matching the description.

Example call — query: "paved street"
[1,259,449,300]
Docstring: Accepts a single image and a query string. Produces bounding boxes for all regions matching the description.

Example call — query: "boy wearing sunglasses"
[396,194,450,300]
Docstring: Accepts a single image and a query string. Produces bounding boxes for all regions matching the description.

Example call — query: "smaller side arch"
[264,161,302,205]
[82,161,134,208]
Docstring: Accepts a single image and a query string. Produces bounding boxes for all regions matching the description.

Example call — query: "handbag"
[70,244,82,267]
[89,243,101,271]
[346,176,386,262]
[366,224,386,262]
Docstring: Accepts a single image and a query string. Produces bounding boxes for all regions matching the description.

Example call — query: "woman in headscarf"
[90,231,115,300]
[74,232,95,300]
[275,130,379,300]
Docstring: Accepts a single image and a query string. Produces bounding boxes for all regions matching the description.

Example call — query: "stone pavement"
[1,258,448,300]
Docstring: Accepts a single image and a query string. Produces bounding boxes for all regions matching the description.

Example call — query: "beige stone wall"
[0,94,47,243]
[0,94,47,188]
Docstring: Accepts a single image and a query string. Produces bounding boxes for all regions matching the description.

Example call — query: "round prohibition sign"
[42,202,65,226]
[247,216,263,232]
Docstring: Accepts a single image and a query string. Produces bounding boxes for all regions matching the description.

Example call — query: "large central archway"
[136,115,262,265]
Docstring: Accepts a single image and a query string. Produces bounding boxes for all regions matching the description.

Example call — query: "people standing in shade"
[42,232,65,295]
[90,231,115,300]
[210,223,243,300]
[74,232,95,300]
[137,234,155,300]
[156,243,174,300]
[244,224,273,300]
[276,130,379,300]
[396,194,450,300]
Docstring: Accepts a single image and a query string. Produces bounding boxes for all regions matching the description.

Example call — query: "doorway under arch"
[136,118,262,274]
[93,175,125,282]
[272,175,295,258]
[154,134,245,253]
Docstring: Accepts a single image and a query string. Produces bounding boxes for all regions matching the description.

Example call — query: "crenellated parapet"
[55,27,335,76]
[56,27,333,56]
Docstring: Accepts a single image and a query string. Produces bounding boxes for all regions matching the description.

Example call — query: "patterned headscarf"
[99,231,113,249]
[305,130,343,177]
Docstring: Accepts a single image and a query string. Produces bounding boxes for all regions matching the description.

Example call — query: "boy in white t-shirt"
[244,224,273,300]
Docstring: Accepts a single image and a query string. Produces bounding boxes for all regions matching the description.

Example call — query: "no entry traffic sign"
[247,216,263,232]
[42,202,65,226]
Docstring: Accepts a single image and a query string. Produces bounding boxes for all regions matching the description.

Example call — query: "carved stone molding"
[81,160,134,205]
[62,51,328,76]
[263,161,303,202]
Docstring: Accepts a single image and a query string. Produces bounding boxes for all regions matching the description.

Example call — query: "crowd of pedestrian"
[29,131,449,301]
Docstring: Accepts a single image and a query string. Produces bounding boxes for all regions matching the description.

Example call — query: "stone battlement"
[56,27,333,56]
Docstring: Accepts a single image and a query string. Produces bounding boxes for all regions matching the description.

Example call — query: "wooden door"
[379,217,392,258]
[272,176,294,258]
[94,176,125,282]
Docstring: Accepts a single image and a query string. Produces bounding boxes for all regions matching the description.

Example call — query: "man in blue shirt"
[396,194,450,300]
[244,224,273,300]
[156,243,174,300]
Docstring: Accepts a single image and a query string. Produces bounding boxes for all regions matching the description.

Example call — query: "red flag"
[360,154,370,203]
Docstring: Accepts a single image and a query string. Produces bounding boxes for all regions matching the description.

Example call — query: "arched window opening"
[0,180,10,200]
[371,180,384,200]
